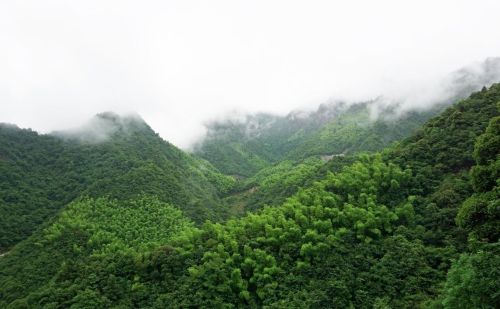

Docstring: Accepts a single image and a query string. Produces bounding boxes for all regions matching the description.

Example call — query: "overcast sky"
[1,0,500,148]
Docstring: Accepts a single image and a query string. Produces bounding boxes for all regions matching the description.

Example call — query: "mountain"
[1,83,498,308]
[193,58,500,179]
[192,101,438,178]
[444,57,500,100]
[0,112,234,251]
[196,103,447,216]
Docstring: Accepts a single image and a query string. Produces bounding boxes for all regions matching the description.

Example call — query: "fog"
[52,112,147,143]
[1,1,500,148]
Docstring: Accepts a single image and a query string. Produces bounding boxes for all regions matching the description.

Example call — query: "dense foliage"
[0,113,233,250]
[153,155,429,308]
[3,156,438,308]
[440,113,500,308]
[0,84,499,308]
[194,101,443,178]
[224,157,325,214]
[0,125,76,250]
[0,196,192,307]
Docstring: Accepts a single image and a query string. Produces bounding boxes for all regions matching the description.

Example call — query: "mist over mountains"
[2,1,500,307]
[1,81,498,308]
[38,57,498,151]
[189,58,500,179]
[52,112,149,143]
[196,57,500,145]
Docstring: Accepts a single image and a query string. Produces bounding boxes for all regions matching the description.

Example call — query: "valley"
[0,84,498,308]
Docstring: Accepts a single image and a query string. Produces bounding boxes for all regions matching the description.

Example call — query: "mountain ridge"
[192,58,500,178]
[0,115,234,250]
[0,83,499,308]
[1,83,497,308]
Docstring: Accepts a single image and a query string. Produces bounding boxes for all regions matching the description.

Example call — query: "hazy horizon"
[2,1,500,148]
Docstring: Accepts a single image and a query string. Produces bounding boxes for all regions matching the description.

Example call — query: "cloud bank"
[1,1,500,148]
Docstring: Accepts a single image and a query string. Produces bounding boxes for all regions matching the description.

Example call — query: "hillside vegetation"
[193,101,443,178]
[0,113,233,250]
[0,84,498,308]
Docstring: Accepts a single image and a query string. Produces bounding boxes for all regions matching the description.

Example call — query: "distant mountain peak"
[95,111,144,123]
[0,123,21,130]
[444,57,500,100]
[52,111,150,143]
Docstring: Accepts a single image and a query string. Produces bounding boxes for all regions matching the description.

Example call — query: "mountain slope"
[194,58,500,179]
[140,84,500,308]
[1,84,497,308]
[0,112,233,250]
[193,101,440,178]
[0,196,193,307]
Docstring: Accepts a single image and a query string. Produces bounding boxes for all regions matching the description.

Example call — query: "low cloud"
[1,1,500,148]
[52,112,147,143]
[198,57,500,143]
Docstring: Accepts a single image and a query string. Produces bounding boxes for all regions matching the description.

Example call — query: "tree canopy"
[0,84,499,308]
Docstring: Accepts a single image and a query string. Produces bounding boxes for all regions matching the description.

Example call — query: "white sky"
[1,0,500,148]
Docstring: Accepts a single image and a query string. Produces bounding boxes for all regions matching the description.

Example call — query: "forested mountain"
[213,103,440,216]
[193,101,440,178]
[0,83,498,308]
[193,58,500,179]
[0,112,233,251]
